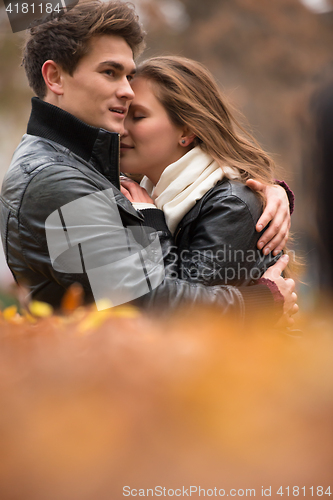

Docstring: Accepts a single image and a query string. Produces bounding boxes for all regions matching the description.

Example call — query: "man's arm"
[120,177,297,321]
[246,179,294,256]
[135,207,291,322]
[18,165,292,320]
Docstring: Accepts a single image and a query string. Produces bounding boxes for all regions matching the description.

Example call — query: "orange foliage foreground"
[0,298,332,500]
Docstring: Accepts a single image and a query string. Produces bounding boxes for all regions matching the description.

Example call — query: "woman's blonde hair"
[136,56,275,184]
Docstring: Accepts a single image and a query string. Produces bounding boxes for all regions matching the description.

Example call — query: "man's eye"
[127,75,134,82]
[104,70,114,76]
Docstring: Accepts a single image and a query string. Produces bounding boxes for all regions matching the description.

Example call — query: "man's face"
[59,35,136,135]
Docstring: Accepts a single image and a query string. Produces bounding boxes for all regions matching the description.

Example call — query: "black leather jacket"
[173,179,281,286]
[0,98,277,316]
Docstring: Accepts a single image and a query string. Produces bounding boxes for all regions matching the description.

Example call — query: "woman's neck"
[145,146,192,186]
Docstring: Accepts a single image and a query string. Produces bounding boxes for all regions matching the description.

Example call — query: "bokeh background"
[1,0,333,309]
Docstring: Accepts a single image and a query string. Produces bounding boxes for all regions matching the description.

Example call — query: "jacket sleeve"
[172,185,281,287]
[274,179,295,215]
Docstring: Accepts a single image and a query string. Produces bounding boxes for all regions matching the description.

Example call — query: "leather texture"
[174,179,281,286]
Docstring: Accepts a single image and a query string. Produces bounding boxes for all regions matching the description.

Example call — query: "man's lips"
[109,106,127,115]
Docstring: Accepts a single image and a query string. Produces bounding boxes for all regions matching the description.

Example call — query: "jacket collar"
[27,97,120,189]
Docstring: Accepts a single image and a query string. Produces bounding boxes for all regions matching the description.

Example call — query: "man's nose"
[117,77,135,101]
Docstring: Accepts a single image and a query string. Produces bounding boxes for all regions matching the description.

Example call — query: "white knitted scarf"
[140,146,241,234]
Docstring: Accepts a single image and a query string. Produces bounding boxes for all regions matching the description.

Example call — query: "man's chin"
[103,123,124,135]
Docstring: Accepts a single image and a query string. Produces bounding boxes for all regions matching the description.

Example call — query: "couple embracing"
[0,0,297,325]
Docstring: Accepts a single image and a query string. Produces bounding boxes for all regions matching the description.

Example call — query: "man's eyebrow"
[97,61,136,74]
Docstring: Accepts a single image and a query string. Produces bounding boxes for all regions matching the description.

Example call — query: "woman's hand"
[246,179,291,256]
[262,254,298,327]
[120,176,155,204]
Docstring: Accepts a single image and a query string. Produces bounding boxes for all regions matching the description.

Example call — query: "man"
[0,0,296,320]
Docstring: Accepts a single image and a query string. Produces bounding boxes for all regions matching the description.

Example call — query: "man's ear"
[179,128,197,148]
[41,60,64,96]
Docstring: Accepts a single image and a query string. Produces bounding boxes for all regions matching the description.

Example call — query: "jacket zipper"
[174,227,182,244]
[117,133,120,187]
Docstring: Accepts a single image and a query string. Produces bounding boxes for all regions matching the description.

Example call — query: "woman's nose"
[121,127,129,138]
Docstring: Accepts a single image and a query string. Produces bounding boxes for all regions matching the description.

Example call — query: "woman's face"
[120,77,187,185]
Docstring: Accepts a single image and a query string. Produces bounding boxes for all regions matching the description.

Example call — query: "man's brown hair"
[22,0,146,99]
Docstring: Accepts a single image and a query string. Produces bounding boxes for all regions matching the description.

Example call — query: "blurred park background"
[1,0,333,310]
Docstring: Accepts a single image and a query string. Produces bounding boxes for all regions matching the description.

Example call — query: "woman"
[120,56,294,288]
